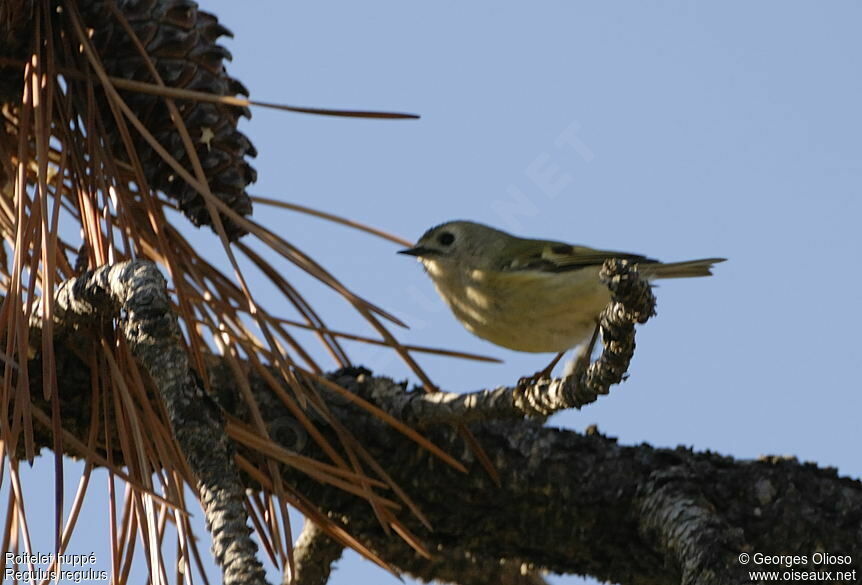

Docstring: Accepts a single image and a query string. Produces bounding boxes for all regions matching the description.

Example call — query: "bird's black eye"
[437,232,455,246]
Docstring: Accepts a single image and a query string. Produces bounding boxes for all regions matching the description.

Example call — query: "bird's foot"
[517,351,565,387]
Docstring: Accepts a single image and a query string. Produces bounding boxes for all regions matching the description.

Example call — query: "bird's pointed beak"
[398,246,435,257]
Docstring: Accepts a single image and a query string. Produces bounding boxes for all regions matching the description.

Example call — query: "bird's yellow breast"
[423,259,610,353]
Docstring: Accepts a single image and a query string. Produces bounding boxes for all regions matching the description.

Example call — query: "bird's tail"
[640,257,726,279]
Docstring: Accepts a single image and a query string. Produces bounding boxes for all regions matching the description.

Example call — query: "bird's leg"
[569,321,601,378]
[518,351,565,386]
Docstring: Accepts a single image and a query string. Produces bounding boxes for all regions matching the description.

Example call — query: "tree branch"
[288,520,345,585]
[19,259,862,585]
[281,370,860,585]
[45,260,269,585]
[22,339,862,585]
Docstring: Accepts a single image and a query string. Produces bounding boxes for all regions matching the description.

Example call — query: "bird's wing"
[502,241,657,273]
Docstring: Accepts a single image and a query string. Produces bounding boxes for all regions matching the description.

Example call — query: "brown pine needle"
[225,420,392,494]
[352,436,433,531]
[270,315,501,363]
[305,369,468,474]
[0,57,421,120]
[288,487,400,576]
[390,521,432,560]
[250,197,414,247]
[244,495,280,566]
[28,407,182,511]
[110,77,421,120]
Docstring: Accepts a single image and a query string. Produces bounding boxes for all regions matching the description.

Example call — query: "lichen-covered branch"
[286,370,860,585]
[288,520,345,585]
[636,467,745,585]
[288,517,549,585]
[47,260,269,585]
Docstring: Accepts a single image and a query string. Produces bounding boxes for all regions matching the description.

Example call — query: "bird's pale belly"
[430,266,611,353]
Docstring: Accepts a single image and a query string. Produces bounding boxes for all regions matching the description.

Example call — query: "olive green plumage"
[401,220,724,353]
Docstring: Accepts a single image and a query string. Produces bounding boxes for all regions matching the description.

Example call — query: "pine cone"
[0,0,33,103]
[79,0,256,240]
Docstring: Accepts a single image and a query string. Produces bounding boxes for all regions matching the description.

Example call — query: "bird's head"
[398,220,509,270]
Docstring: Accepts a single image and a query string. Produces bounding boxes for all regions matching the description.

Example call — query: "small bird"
[399,220,725,354]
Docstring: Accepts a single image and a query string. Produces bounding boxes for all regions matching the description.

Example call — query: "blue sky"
[7,2,862,585]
